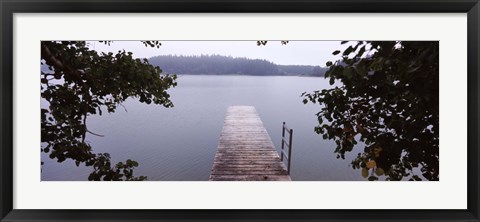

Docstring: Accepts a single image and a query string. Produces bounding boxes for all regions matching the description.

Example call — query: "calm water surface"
[42,75,365,181]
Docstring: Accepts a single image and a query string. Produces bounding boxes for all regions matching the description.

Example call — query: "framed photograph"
[1,0,479,221]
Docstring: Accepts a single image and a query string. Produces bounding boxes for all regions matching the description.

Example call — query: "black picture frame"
[1,0,479,221]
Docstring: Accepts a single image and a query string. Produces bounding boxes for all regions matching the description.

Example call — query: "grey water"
[41,75,365,181]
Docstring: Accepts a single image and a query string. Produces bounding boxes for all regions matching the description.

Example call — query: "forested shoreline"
[148,54,328,76]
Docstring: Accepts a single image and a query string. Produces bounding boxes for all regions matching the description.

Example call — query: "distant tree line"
[148,54,327,76]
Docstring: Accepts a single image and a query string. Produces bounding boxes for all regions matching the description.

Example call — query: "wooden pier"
[209,106,291,181]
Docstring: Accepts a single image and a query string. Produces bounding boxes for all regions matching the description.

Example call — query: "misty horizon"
[148,53,329,67]
[88,41,350,67]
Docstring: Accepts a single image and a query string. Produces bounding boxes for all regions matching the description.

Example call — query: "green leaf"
[375,167,385,176]
[326,61,333,67]
[361,168,369,178]
[332,50,341,55]
[343,46,354,56]
[358,46,366,57]
[329,78,335,85]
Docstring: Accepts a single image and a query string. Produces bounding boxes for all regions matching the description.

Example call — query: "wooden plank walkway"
[209,106,291,181]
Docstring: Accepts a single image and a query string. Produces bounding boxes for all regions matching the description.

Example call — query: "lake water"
[41,75,365,181]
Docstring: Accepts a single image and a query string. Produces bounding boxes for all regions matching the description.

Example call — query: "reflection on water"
[41,75,364,181]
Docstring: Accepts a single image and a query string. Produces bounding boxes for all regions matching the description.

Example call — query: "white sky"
[88,41,349,66]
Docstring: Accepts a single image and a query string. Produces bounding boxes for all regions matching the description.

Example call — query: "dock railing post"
[281,122,293,174]
[287,128,293,174]
[281,122,285,161]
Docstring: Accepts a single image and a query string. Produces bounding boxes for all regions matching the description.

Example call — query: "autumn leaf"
[366,160,376,169]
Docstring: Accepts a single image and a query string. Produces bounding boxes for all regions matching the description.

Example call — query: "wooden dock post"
[209,106,291,181]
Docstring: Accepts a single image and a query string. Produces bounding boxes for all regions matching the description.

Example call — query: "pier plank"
[209,106,291,181]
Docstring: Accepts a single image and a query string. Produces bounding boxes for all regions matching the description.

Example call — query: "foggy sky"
[89,41,349,67]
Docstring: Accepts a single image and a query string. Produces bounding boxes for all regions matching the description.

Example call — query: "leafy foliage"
[41,41,177,181]
[302,41,439,181]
